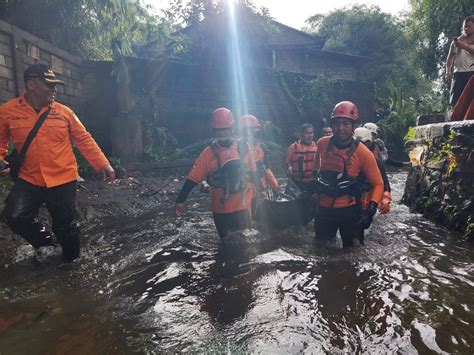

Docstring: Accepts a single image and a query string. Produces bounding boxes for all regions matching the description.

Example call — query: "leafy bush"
[75,147,125,179]
[377,111,416,154]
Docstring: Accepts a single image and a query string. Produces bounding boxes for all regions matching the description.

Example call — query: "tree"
[305,5,438,152]
[305,5,430,105]
[407,0,474,79]
[163,0,270,29]
[0,0,167,59]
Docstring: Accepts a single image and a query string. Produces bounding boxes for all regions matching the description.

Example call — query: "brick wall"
[0,29,16,102]
[0,20,85,114]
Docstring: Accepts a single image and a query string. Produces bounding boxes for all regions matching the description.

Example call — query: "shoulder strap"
[18,108,51,160]
[210,140,221,167]
[237,139,249,158]
[345,137,360,165]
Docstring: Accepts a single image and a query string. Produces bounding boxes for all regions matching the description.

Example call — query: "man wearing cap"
[0,64,115,261]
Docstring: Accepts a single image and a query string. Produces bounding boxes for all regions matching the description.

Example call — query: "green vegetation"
[426,130,458,177]
[407,0,474,80]
[303,4,463,149]
[464,223,474,241]
[293,76,340,120]
[404,127,415,143]
[305,5,432,109]
[377,112,416,155]
[75,147,125,179]
[0,0,170,60]
[2,0,471,156]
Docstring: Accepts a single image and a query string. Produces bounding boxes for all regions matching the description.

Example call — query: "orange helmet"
[239,114,261,129]
[212,108,235,129]
[331,101,359,121]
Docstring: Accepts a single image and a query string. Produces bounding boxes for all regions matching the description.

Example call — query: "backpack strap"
[18,108,51,161]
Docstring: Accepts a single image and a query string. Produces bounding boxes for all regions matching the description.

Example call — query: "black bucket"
[254,193,316,229]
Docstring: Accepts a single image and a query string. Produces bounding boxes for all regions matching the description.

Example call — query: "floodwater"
[0,170,473,354]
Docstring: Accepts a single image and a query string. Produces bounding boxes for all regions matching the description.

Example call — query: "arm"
[0,108,10,174]
[265,169,279,190]
[445,41,455,82]
[359,148,384,228]
[376,157,391,192]
[175,179,198,216]
[456,40,474,55]
[361,148,384,205]
[243,145,263,193]
[260,145,279,190]
[176,179,198,203]
[285,144,294,175]
[68,110,113,180]
[385,157,409,167]
[0,106,10,160]
[313,144,321,173]
[376,158,392,214]
[175,149,209,216]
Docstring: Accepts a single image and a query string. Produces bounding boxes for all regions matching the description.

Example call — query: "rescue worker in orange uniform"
[285,123,318,193]
[363,122,410,167]
[322,127,333,137]
[354,127,391,243]
[239,114,279,212]
[174,108,259,238]
[313,101,384,247]
[0,64,115,261]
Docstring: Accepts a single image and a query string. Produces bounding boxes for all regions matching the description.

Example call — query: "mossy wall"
[403,121,474,240]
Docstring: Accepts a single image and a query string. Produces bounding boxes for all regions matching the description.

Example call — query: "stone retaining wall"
[403,120,474,240]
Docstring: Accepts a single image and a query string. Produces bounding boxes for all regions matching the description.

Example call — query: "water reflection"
[1,170,473,353]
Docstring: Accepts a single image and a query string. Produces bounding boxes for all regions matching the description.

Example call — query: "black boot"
[56,221,81,262]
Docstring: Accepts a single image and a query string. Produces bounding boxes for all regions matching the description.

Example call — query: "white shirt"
[453,42,474,72]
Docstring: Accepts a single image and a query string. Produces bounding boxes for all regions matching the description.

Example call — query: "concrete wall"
[118,58,374,147]
[274,48,367,81]
[0,20,85,114]
[403,120,474,240]
[0,20,375,159]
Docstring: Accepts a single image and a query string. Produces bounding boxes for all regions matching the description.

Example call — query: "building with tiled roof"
[135,6,372,81]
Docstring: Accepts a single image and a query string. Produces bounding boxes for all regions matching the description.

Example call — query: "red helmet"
[212,108,235,128]
[331,101,359,121]
[239,114,261,129]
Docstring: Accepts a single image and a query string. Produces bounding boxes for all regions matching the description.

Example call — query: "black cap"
[24,64,64,85]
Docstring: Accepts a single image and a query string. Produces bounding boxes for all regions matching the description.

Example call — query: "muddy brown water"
[0,170,473,354]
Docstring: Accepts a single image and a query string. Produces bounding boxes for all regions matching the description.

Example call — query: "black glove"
[360,201,377,229]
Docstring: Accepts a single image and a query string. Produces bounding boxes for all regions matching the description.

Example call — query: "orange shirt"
[314,136,384,208]
[0,93,109,187]
[187,142,256,214]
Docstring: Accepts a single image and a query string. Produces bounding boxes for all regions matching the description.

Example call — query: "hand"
[0,160,9,176]
[445,71,452,82]
[273,186,282,196]
[258,191,268,200]
[100,164,115,182]
[286,166,293,176]
[360,201,377,229]
[174,203,184,217]
[378,192,391,215]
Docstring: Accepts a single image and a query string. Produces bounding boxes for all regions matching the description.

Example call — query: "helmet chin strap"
[216,138,232,147]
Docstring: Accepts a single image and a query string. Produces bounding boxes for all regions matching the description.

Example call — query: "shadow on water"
[1,170,473,353]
